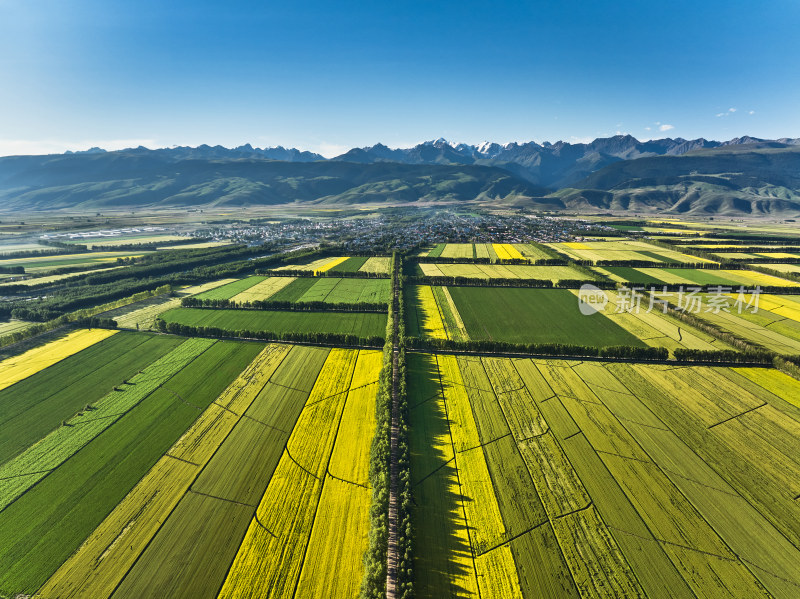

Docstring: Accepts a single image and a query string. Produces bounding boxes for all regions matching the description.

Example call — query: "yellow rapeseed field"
[313,256,349,275]
[218,349,359,599]
[719,269,800,287]
[327,350,381,485]
[492,243,525,261]
[297,351,380,598]
[0,328,116,391]
[439,357,510,550]
[416,285,448,339]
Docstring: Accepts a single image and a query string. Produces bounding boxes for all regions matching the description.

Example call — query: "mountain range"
[2,135,800,215]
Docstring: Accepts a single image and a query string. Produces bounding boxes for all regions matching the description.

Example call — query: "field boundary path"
[386,256,400,599]
[407,348,775,368]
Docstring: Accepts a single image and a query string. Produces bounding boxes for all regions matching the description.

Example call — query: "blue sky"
[1,0,798,156]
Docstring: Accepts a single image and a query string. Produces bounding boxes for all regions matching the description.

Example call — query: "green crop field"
[0,332,183,465]
[0,337,263,595]
[327,256,369,272]
[409,352,800,598]
[161,306,387,338]
[407,286,645,347]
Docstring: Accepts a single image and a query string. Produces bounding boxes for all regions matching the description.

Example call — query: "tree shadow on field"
[408,352,478,598]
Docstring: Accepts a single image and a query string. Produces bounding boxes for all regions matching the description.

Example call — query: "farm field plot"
[407,286,645,347]
[358,256,391,273]
[0,337,263,596]
[416,263,596,282]
[711,252,761,260]
[596,266,800,288]
[761,263,800,275]
[257,276,392,304]
[37,344,375,599]
[0,243,52,254]
[192,276,267,300]
[84,234,186,248]
[548,240,714,264]
[439,243,475,259]
[0,328,117,392]
[229,276,297,302]
[409,352,800,599]
[756,251,800,259]
[294,277,391,304]
[492,243,524,260]
[428,243,550,262]
[512,243,552,260]
[0,250,150,273]
[161,307,387,338]
[565,289,734,356]
[677,293,800,355]
[0,266,124,287]
[108,279,238,330]
[0,320,32,335]
[275,256,346,272]
[276,255,389,275]
[406,285,468,341]
[0,331,183,466]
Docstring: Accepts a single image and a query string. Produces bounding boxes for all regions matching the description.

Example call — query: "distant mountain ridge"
[52,135,800,188]
[329,135,800,187]
[1,135,800,216]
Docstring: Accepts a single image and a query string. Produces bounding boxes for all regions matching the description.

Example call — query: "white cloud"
[716,113,726,118]
[749,110,755,115]
[0,138,156,157]
[659,124,675,132]
[644,126,651,131]
[312,142,349,158]
[729,107,737,113]
[716,107,738,118]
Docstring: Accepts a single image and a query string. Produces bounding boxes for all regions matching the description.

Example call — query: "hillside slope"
[559,145,800,216]
[0,153,548,209]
